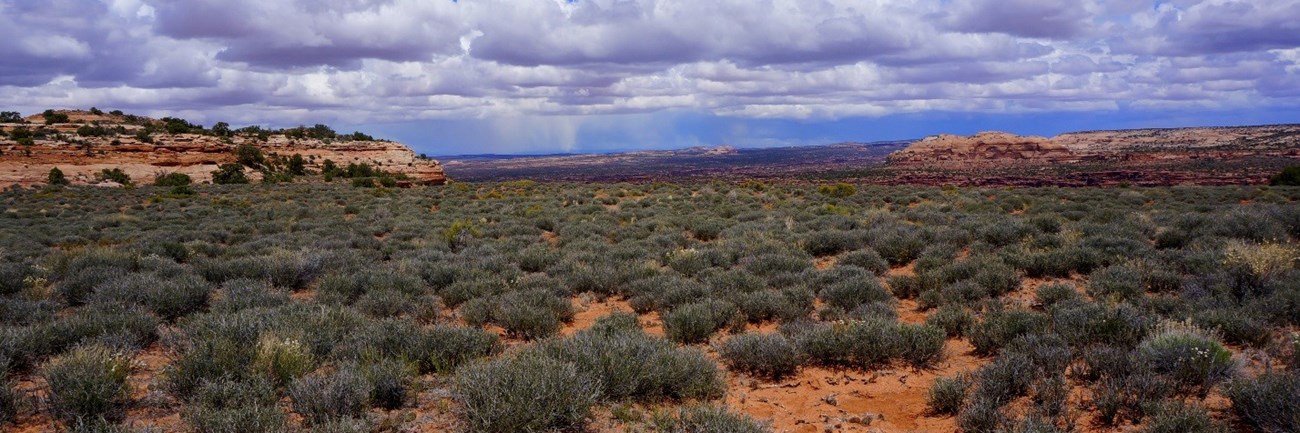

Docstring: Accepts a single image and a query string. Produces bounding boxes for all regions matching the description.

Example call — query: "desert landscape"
[4,1,1300,433]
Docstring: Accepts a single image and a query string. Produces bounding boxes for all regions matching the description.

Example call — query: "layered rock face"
[0,112,445,186]
[888,125,1300,167]
[887,132,1076,165]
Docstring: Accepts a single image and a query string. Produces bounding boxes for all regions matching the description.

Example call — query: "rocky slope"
[887,124,1300,167]
[886,132,1076,165]
[0,110,445,186]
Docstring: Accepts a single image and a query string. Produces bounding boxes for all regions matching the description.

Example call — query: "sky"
[1,0,1299,155]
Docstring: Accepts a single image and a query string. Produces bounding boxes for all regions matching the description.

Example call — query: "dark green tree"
[211,122,231,137]
[0,111,22,123]
[98,168,132,186]
[288,154,307,176]
[235,144,265,168]
[1270,166,1300,186]
[154,172,192,187]
[47,167,70,186]
[211,163,249,184]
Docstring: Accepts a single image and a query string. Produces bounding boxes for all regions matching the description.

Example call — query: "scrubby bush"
[1137,321,1236,395]
[1225,371,1300,433]
[541,316,726,402]
[1034,283,1079,308]
[927,372,971,415]
[655,405,771,433]
[664,299,739,344]
[718,333,801,380]
[792,319,944,370]
[453,353,601,433]
[969,309,1049,356]
[288,366,370,424]
[181,377,286,433]
[42,345,132,427]
[1138,402,1228,433]
[252,335,314,386]
[926,304,975,337]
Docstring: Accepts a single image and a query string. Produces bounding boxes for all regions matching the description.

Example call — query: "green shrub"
[655,405,771,433]
[897,323,946,368]
[1136,321,1236,395]
[96,168,131,186]
[1034,283,1079,308]
[288,366,370,424]
[540,320,726,402]
[42,345,132,426]
[819,276,892,310]
[154,172,192,187]
[492,289,573,340]
[211,163,248,184]
[90,272,212,321]
[0,373,18,426]
[927,372,971,415]
[1088,265,1144,300]
[181,377,286,433]
[839,248,889,275]
[1225,372,1300,433]
[49,167,70,186]
[957,396,1007,433]
[974,352,1034,404]
[453,353,601,433]
[252,335,314,387]
[664,299,739,344]
[422,325,500,374]
[969,309,1049,356]
[926,304,975,337]
[718,333,801,380]
[363,359,413,410]
[1269,166,1300,186]
[1138,402,1228,433]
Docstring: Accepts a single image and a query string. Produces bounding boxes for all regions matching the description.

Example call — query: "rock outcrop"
[888,125,1300,167]
[887,132,1076,165]
[0,111,445,186]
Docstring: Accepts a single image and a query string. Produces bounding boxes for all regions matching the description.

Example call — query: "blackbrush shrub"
[492,289,573,340]
[1226,371,1300,433]
[363,359,413,410]
[839,248,889,275]
[1034,283,1079,308]
[969,309,1049,356]
[540,320,726,402]
[42,345,132,426]
[655,405,771,433]
[1138,402,1228,433]
[210,279,289,313]
[1192,308,1271,348]
[803,230,858,257]
[453,353,601,433]
[288,366,371,424]
[897,323,946,368]
[90,272,212,321]
[1052,302,1149,348]
[927,372,971,416]
[0,371,18,427]
[181,377,286,433]
[926,304,975,337]
[957,396,1008,433]
[1088,264,1144,300]
[664,299,739,344]
[819,276,893,311]
[718,333,801,380]
[887,274,923,299]
[1004,333,1074,374]
[974,352,1035,405]
[183,404,288,433]
[252,334,314,387]
[1136,321,1236,395]
[422,325,500,374]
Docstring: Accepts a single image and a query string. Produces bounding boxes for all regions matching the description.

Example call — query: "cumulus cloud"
[0,0,1296,152]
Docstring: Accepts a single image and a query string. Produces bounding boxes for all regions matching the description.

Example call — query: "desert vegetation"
[0,181,1297,432]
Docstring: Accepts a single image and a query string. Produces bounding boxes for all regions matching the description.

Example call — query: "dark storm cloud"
[0,0,1296,151]
[944,0,1092,39]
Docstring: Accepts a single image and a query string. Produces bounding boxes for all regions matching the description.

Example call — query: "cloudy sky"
[2,0,1299,154]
